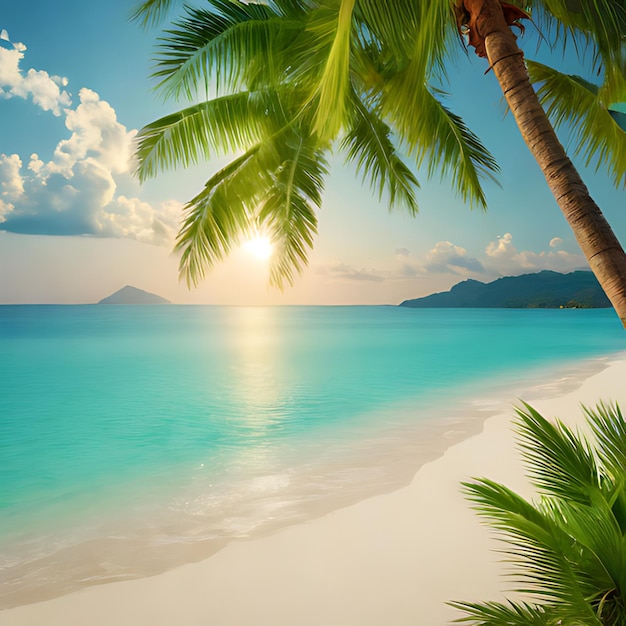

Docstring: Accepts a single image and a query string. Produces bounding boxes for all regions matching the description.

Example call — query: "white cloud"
[17,68,72,115]
[329,234,586,287]
[0,146,179,243]
[28,153,44,174]
[0,199,13,222]
[0,33,71,115]
[484,232,585,275]
[0,153,24,199]
[0,36,179,245]
[424,240,485,274]
[316,241,485,284]
[51,88,134,177]
[99,195,178,244]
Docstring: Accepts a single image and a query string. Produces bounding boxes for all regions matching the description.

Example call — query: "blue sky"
[0,1,624,304]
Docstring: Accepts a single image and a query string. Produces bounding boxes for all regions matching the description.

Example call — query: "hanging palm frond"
[527,60,626,188]
[175,147,264,286]
[341,93,420,214]
[258,128,329,287]
[382,75,500,208]
[130,0,178,28]
[134,90,285,181]
[152,2,299,99]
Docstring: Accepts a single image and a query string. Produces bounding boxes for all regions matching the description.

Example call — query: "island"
[399,270,611,309]
[97,285,171,305]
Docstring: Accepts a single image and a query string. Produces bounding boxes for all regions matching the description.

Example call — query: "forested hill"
[399,270,611,309]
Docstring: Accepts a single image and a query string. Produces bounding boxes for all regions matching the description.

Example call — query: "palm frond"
[152,2,298,99]
[354,0,419,64]
[175,122,328,289]
[529,0,625,68]
[455,403,626,625]
[449,599,556,625]
[311,0,356,140]
[175,146,266,287]
[258,130,329,288]
[358,0,456,78]
[269,0,311,19]
[586,402,626,480]
[130,0,178,28]
[462,477,603,614]
[548,498,624,606]
[134,90,283,182]
[585,402,626,533]
[411,0,458,80]
[340,93,419,214]
[514,401,603,504]
[382,79,499,209]
[526,60,626,188]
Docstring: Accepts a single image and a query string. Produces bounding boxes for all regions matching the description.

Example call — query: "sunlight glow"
[243,236,273,260]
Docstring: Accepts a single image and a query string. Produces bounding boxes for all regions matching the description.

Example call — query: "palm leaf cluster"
[134,0,499,287]
[452,401,626,625]
[133,0,625,288]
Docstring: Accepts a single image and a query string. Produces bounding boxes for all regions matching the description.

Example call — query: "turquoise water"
[1,305,625,604]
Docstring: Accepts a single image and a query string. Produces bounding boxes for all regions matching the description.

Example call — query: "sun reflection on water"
[227,307,288,440]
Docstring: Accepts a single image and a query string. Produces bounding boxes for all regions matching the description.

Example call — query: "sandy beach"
[3,353,626,626]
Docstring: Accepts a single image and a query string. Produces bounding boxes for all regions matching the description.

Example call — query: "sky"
[0,1,624,305]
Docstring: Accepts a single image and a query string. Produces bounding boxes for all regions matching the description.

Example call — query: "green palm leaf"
[130,0,178,28]
[270,0,310,19]
[258,130,329,288]
[383,77,499,208]
[175,123,328,289]
[587,402,626,481]
[449,599,559,625]
[311,0,356,140]
[549,499,624,607]
[455,403,626,624]
[526,60,626,188]
[462,478,603,615]
[409,0,458,80]
[340,93,419,214]
[354,0,419,62]
[175,147,263,287]
[134,90,284,182]
[514,402,603,504]
[529,0,626,68]
[152,2,298,99]
[585,402,626,533]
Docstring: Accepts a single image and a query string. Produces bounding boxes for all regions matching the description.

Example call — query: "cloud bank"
[318,233,586,284]
[0,32,179,244]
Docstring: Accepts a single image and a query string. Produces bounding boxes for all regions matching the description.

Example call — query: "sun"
[243,236,273,260]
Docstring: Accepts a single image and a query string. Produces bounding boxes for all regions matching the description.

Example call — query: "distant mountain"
[98,285,170,305]
[399,270,611,309]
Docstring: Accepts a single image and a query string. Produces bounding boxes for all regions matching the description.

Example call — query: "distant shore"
[2,351,626,625]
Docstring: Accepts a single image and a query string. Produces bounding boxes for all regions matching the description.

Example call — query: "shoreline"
[1,349,620,609]
[2,350,626,624]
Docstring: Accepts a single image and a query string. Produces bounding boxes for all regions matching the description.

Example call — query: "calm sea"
[1,305,625,605]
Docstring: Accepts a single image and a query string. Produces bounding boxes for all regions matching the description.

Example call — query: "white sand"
[3,354,626,626]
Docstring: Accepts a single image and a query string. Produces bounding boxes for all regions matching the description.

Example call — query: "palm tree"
[132,0,626,325]
[450,401,626,625]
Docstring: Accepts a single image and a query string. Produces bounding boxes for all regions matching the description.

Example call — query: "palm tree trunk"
[463,0,626,328]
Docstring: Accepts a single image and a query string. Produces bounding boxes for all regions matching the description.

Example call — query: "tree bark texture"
[463,0,626,327]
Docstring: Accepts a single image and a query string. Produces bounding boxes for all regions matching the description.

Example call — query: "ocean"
[1,305,625,606]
